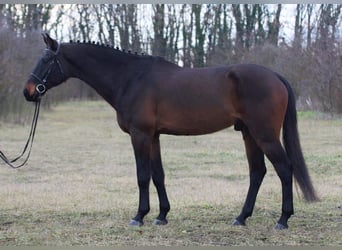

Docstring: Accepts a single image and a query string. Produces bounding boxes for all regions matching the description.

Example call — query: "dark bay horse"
[24,33,318,229]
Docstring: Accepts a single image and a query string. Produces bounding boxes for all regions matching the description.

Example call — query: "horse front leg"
[151,135,170,225]
[129,130,153,226]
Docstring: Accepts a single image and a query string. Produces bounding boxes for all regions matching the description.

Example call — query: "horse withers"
[24,33,318,229]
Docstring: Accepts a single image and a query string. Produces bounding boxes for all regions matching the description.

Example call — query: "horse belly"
[157,105,235,135]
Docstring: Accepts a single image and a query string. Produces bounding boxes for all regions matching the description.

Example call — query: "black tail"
[277,74,319,202]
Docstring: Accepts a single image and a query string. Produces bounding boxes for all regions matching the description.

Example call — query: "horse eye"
[42,51,55,62]
[42,55,53,63]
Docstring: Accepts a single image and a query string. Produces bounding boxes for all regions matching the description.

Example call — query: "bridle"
[29,43,65,96]
[0,44,64,169]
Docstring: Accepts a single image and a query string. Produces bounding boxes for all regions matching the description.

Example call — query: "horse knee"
[138,178,150,189]
[152,179,162,189]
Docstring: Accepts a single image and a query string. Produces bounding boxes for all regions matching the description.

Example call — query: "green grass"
[0,100,341,246]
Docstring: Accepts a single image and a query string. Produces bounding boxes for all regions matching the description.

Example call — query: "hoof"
[153,218,168,225]
[129,219,143,227]
[274,223,288,230]
[232,219,246,226]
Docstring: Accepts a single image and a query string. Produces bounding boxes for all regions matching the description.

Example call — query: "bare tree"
[306,4,315,48]
[164,5,181,63]
[255,4,266,45]
[180,4,193,67]
[316,4,341,50]
[0,4,52,36]
[192,4,205,67]
[232,4,244,49]
[76,4,92,42]
[266,4,282,46]
[293,4,305,49]
[206,4,234,65]
[151,4,167,57]
[112,4,141,52]
[92,5,106,44]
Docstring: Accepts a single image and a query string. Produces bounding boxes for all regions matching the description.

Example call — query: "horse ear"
[42,33,58,51]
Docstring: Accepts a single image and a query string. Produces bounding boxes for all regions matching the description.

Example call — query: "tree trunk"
[293,4,304,49]
[192,4,205,67]
[267,4,282,46]
[152,4,167,57]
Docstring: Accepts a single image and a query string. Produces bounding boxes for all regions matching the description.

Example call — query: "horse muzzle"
[23,81,45,102]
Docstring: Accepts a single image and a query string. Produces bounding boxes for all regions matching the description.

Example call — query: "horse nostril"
[23,88,33,101]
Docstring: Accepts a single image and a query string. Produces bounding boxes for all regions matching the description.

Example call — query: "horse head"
[24,33,67,102]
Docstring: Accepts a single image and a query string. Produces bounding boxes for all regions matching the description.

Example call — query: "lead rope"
[0,100,41,169]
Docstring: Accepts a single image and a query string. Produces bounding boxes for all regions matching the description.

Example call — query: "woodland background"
[0,4,341,123]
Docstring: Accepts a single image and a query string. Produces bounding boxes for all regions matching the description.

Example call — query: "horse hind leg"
[247,123,294,229]
[260,139,294,229]
[233,124,266,226]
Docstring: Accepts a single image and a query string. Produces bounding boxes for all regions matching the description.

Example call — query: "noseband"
[30,44,65,95]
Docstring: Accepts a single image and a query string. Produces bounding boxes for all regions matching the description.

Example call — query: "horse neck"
[61,43,145,108]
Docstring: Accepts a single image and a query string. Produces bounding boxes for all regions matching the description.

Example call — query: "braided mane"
[69,39,149,58]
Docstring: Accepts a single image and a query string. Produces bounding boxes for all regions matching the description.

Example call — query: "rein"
[0,100,41,169]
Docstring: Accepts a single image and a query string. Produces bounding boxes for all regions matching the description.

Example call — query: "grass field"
[0,101,341,246]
